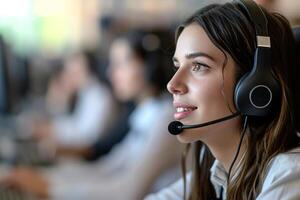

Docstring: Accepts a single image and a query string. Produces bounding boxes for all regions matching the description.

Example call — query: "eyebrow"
[173,51,215,62]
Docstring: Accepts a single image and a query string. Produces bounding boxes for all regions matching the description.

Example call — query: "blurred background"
[0,0,299,113]
[0,0,299,199]
[0,0,225,56]
[0,0,228,108]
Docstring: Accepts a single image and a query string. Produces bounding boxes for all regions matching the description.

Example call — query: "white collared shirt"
[52,78,117,147]
[145,147,300,200]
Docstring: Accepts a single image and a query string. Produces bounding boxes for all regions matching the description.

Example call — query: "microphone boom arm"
[182,112,241,129]
[168,112,241,135]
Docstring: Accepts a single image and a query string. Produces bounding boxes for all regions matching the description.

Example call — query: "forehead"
[174,23,225,63]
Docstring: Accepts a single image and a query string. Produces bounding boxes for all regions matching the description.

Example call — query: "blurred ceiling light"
[34,0,67,16]
[0,0,31,17]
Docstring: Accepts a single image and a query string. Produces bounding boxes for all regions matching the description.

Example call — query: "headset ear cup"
[235,47,281,116]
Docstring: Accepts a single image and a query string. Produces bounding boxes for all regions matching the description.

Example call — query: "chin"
[176,128,208,143]
[176,133,198,143]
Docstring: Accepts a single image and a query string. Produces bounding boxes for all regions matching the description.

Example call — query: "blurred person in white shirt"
[255,0,300,25]
[32,51,118,150]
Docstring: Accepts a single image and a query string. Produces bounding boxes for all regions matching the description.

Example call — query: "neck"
[205,122,247,172]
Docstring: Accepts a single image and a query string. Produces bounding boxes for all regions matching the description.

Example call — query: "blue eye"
[192,62,210,72]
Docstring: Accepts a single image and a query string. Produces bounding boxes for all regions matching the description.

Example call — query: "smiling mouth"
[176,107,196,112]
[174,106,197,120]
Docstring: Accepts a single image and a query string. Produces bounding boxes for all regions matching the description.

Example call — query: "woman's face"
[108,39,146,102]
[167,23,240,143]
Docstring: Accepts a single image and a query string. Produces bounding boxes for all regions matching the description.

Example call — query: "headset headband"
[233,0,280,116]
[235,0,271,48]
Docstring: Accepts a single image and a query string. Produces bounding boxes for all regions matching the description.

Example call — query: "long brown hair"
[177,2,300,200]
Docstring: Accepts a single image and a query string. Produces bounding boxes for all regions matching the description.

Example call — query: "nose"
[167,71,188,95]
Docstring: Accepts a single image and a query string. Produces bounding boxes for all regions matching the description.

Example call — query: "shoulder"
[266,147,300,178]
[81,79,114,102]
[257,147,300,199]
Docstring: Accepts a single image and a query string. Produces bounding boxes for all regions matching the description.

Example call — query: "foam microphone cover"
[168,121,183,135]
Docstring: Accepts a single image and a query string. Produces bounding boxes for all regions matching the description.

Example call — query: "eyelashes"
[171,62,211,73]
[191,62,210,72]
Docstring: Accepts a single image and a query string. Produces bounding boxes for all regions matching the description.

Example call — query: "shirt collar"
[210,160,228,200]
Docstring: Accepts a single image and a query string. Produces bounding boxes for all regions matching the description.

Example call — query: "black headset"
[234,0,281,116]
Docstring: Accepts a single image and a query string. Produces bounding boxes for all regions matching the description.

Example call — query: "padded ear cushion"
[234,72,249,111]
[234,73,249,99]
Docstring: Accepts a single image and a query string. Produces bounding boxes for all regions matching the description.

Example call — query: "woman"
[146,1,300,200]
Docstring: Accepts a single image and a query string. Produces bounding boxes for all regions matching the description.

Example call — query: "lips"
[173,102,197,120]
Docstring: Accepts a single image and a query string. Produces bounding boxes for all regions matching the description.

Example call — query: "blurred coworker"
[33,51,118,149]
[255,0,300,25]
[2,29,182,200]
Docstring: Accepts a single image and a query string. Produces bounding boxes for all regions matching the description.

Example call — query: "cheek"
[177,131,205,143]
[190,75,235,122]
[192,78,224,108]
[222,66,237,110]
